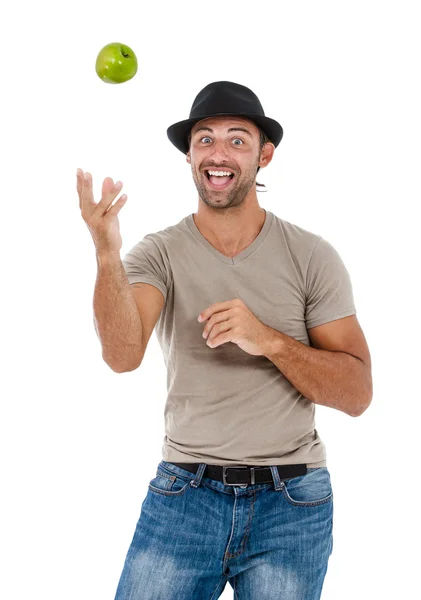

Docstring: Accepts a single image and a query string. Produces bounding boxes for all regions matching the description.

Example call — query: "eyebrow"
[192,126,252,137]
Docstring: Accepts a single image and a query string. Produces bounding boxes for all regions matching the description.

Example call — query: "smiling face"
[186,116,274,210]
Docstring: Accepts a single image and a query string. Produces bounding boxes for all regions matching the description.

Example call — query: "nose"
[206,140,233,165]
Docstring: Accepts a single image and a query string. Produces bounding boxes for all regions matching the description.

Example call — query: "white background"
[2,1,420,598]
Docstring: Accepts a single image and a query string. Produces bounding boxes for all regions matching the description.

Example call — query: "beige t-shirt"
[122,210,356,468]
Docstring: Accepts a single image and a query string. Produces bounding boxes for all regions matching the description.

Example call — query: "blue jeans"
[114,460,334,599]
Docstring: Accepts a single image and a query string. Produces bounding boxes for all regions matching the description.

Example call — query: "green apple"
[95,42,138,84]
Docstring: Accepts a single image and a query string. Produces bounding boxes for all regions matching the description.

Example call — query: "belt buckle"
[222,465,252,486]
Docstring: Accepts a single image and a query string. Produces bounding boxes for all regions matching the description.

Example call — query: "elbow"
[122,361,142,373]
[350,394,373,417]
[111,361,141,374]
[350,374,373,417]
[109,364,126,374]
[350,407,365,418]
[103,355,142,373]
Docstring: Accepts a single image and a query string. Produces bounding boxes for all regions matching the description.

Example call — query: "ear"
[258,143,275,169]
[186,151,191,165]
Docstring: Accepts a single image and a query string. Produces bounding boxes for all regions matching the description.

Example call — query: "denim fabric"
[114,461,333,599]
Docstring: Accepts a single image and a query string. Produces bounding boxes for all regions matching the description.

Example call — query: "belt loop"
[270,465,283,491]
[250,467,255,485]
[191,463,206,488]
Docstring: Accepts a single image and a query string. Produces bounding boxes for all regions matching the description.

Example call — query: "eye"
[198,137,244,145]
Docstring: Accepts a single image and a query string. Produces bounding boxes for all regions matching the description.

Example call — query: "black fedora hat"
[167,81,283,155]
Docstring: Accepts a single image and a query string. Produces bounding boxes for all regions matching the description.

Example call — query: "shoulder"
[271,214,322,271]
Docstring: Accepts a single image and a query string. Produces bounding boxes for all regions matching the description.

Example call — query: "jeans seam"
[148,484,191,497]
[225,489,256,558]
[281,487,333,507]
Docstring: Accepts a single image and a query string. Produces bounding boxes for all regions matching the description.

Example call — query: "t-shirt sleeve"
[122,234,171,303]
[305,236,356,329]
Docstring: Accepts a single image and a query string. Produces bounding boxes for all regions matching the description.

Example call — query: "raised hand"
[77,168,127,255]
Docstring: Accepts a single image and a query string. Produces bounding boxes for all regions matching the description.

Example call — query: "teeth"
[207,170,233,177]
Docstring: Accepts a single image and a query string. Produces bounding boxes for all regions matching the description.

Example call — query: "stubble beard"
[191,158,260,209]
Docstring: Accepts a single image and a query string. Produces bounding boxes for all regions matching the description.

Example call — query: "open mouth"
[204,171,235,191]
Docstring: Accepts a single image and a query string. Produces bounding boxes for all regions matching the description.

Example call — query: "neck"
[193,205,266,255]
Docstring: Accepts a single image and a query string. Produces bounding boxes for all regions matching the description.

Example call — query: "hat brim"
[167,113,283,155]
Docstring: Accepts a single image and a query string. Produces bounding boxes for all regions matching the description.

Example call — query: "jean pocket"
[281,467,333,507]
[148,468,191,497]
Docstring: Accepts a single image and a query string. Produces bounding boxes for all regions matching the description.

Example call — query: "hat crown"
[190,81,265,119]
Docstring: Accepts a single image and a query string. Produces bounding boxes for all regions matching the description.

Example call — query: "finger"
[102,176,115,200]
[76,168,83,207]
[79,171,95,214]
[106,193,127,216]
[77,168,90,210]
[93,178,123,219]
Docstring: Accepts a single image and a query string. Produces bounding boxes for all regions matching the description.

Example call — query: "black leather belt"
[170,462,307,486]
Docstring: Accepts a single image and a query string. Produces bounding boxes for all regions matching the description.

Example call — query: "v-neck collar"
[186,209,273,265]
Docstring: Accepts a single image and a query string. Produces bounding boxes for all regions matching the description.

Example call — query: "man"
[78,81,372,599]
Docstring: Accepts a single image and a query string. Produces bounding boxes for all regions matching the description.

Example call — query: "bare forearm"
[93,251,143,372]
[262,327,372,417]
